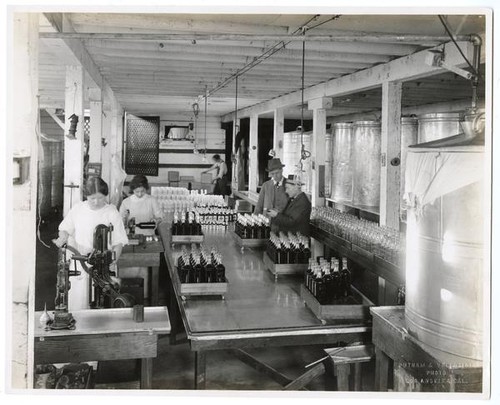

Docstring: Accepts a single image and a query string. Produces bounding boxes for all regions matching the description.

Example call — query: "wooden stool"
[326,344,374,391]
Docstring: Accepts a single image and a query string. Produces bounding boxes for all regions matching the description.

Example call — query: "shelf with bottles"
[300,256,372,323]
[152,187,228,216]
[325,198,380,216]
[174,244,228,300]
[263,231,311,280]
[230,213,271,248]
[310,207,405,287]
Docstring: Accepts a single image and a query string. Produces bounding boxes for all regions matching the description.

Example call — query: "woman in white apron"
[53,177,129,310]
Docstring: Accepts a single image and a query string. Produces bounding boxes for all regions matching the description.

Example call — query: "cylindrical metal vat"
[352,121,381,206]
[282,131,312,193]
[324,132,333,198]
[38,142,53,218]
[331,123,353,202]
[417,112,462,143]
[400,117,418,210]
[51,141,64,209]
[405,147,484,360]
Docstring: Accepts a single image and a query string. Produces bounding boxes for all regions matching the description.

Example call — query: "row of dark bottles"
[196,207,237,225]
[305,257,351,305]
[172,211,203,235]
[176,244,226,283]
[235,214,271,239]
[266,231,311,264]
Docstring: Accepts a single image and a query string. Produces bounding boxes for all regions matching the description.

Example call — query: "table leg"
[353,363,362,391]
[334,364,351,391]
[195,351,207,390]
[374,347,390,391]
[151,266,159,306]
[141,358,153,389]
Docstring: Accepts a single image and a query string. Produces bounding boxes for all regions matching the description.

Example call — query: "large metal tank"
[400,117,418,210]
[324,132,333,198]
[331,123,353,202]
[282,131,312,193]
[51,141,64,209]
[417,112,462,143]
[352,121,381,206]
[38,142,53,218]
[405,146,484,360]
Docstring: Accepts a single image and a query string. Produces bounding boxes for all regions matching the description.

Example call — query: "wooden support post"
[232,349,292,387]
[273,108,285,161]
[195,351,207,390]
[248,114,259,195]
[63,65,85,216]
[101,93,112,185]
[232,118,241,191]
[353,363,362,391]
[140,357,153,389]
[88,87,102,165]
[308,98,332,207]
[11,12,39,390]
[374,347,391,391]
[380,81,402,229]
[334,363,351,391]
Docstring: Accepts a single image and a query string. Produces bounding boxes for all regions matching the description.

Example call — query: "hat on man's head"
[286,174,304,186]
[266,158,285,172]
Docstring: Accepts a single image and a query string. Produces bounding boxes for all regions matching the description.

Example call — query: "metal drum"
[400,117,418,209]
[417,112,462,143]
[352,121,381,207]
[282,131,312,193]
[331,123,353,202]
[38,142,53,218]
[324,132,333,198]
[51,141,64,209]
[405,147,484,360]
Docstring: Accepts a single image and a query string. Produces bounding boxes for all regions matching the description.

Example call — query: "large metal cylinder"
[331,123,353,202]
[405,148,484,360]
[282,131,312,193]
[51,141,64,209]
[352,121,381,206]
[417,112,462,143]
[38,142,53,218]
[400,117,418,208]
[324,132,333,198]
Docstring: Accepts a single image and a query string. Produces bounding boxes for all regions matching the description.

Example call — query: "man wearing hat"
[254,157,289,215]
[266,174,312,236]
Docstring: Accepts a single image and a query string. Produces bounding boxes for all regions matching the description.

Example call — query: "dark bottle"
[279,242,288,264]
[194,255,204,283]
[274,239,281,263]
[184,255,194,283]
[316,272,327,304]
[323,268,333,304]
[302,240,311,262]
[305,258,313,290]
[331,260,341,301]
[340,257,351,297]
[205,254,216,283]
[180,214,186,235]
[214,255,225,282]
[311,269,319,298]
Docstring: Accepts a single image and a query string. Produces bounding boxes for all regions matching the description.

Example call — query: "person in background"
[119,174,163,232]
[254,157,289,215]
[119,174,163,303]
[53,176,129,310]
[203,154,228,196]
[266,174,312,236]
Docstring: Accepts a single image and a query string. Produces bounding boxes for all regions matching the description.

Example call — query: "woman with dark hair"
[118,175,163,302]
[119,174,163,229]
[202,154,228,196]
[53,176,129,310]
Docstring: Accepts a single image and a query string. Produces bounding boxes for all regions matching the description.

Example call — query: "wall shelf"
[325,198,380,216]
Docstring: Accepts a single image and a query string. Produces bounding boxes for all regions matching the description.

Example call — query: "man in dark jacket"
[254,158,289,215]
[266,174,312,236]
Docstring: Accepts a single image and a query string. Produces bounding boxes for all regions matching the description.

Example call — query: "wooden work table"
[119,238,164,306]
[158,223,371,390]
[34,307,171,389]
[370,306,483,393]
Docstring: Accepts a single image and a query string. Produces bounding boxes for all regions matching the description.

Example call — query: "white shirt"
[119,194,163,224]
[272,177,284,187]
[59,201,129,255]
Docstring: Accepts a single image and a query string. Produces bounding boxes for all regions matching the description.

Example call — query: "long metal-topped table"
[158,223,371,389]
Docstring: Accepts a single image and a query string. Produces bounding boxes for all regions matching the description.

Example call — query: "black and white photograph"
[2,1,497,404]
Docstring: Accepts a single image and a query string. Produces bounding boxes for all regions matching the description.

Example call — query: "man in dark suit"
[254,158,289,215]
[266,174,312,236]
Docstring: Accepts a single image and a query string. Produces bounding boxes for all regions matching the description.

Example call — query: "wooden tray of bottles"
[229,229,268,248]
[300,284,373,324]
[173,266,228,300]
[263,252,308,278]
[171,234,204,244]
